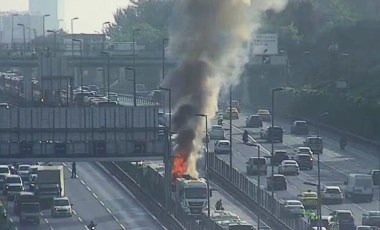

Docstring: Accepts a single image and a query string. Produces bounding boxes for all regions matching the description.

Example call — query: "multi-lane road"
[6,162,164,230]
[214,108,380,226]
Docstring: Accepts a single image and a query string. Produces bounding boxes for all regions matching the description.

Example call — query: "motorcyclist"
[215,199,224,210]
[87,220,96,229]
[340,136,347,149]
[243,130,249,143]
[218,114,223,125]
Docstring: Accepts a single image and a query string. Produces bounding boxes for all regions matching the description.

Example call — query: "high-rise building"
[0,12,43,44]
[29,0,64,31]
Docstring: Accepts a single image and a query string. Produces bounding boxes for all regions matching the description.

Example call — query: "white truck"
[200,210,254,230]
[344,173,374,202]
[173,176,208,216]
[35,166,64,200]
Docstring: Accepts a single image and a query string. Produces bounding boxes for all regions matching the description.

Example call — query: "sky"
[0,0,129,33]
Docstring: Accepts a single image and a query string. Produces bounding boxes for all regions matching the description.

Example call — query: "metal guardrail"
[208,152,311,230]
[118,94,160,106]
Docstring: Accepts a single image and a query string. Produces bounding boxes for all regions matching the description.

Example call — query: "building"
[0,12,43,45]
[29,0,63,32]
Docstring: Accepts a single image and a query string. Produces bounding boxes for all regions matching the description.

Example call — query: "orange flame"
[171,151,187,181]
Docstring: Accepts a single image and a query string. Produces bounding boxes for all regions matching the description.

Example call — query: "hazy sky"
[0,0,129,33]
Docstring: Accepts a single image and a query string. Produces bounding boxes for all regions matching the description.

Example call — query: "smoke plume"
[163,0,287,178]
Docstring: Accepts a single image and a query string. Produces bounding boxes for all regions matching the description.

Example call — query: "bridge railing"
[117,94,160,106]
[208,152,312,230]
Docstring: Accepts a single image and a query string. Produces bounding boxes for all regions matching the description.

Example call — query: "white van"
[344,174,373,202]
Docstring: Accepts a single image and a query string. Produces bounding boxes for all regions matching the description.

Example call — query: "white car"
[18,164,31,181]
[51,197,73,217]
[3,175,23,199]
[0,165,10,177]
[214,140,231,154]
[296,147,313,157]
[356,226,378,230]
[209,125,225,140]
[278,160,299,175]
[283,200,305,217]
[322,186,343,204]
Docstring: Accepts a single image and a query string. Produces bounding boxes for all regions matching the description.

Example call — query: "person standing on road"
[71,162,76,178]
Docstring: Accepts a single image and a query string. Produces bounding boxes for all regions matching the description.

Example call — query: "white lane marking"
[86,186,92,192]
[84,226,89,230]
[9,218,13,223]
[99,200,105,206]
[93,193,98,199]
[106,208,112,213]
[120,224,126,230]
[78,216,83,222]
[63,163,67,167]
[50,226,54,230]
[80,180,85,185]
[73,210,77,215]
[113,215,119,221]
[44,218,49,223]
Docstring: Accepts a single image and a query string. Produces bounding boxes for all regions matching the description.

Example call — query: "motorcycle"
[218,118,223,125]
[87,222,96,230]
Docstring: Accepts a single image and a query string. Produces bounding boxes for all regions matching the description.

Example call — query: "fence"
[208,152,311,230]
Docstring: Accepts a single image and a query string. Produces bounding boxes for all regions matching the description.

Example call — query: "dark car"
[246,115,263,128]
[362,211,380,227]
[290,120,309,135]
[272,150,290,166]
[267,174,287,190]
[296,154,313,170]
[260,126,283,143]
[370,170,380,186]
[14,192,38,215]
[330,210,355,230]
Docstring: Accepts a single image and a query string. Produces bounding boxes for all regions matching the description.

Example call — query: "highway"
[6,161,164,230]
[214,108,380,226]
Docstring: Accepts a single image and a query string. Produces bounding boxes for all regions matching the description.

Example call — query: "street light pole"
[73,39,83,104]
[11,14,19,50]
[316,112,328,230]
[252,143,261,230]
[270,87,285,203]
[42,14,50,37]
[162,38,168,79]
[101,51,110,102]
[102,21,110,50]
[133,28,140,107]
[159,87,171,211]
[195,113,210,218]
[229,86,233,179]
[47,30,57,57]
[17,24,25,55]
[71,17,79,57]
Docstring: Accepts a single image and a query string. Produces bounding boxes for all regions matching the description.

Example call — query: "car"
[362,211,380,227]
[278,160,299,175]
[272,150,290,166]
[330,210,355,230]
[310,215,334,229]
[214,140,231,154]
[246,157,267,175]
[299,191,318,208]
[14,191,38,215]
[3,175,22,189]
[283,200,305,217]
[257,109,271,122]
[356,226,378,230]
[322,186,343,204]
[260,126,283,143]
[290,120,309,135]
[4,184,23,200]
[246,115,262,128]
[51,197,73,217]
[295,154,313,170]
[228,100,241,112]
[295,147,313,157]
[312,227,326,230]
[106,92,118,102]
[18,164,31,181]
[370,169,380,186]
[266,174,287,191]
[209,125,225,140]
[223,107,239,120]
[0,165,10,177]
[304,136,323,154]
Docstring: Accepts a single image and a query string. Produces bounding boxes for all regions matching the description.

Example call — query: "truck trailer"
[35,166,64,200]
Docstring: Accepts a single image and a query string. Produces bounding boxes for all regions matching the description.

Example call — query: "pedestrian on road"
[71,162,76,178]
